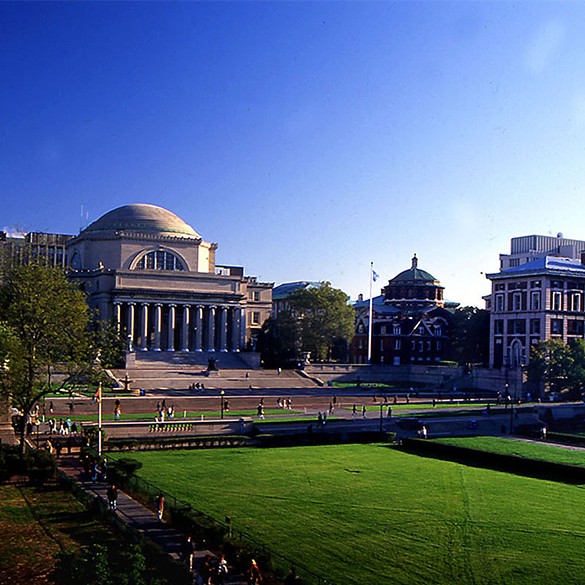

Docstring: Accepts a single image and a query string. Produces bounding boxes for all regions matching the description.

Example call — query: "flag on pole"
[372,270,379,282]
[94,383,102,402]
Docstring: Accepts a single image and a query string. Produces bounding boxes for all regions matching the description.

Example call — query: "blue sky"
[3,1,585,306]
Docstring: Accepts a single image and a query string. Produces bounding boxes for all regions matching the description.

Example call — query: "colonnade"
[114,302,243,352]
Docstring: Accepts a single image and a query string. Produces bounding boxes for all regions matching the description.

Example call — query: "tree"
[257,312,300,368]
[0,264,93,453]
[288,282,355,362]
[526,338,585,400]
[448,306,490,366]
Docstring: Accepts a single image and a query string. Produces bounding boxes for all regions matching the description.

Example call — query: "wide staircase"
[110,352,320,392]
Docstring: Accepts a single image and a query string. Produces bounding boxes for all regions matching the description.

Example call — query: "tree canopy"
[0,264,93,451]
[527,338,585,400]
[448,306,490,366]
[259,282,354,365]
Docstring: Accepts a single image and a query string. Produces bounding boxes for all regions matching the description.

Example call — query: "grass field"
[434,436,585,467]
[125,443,585,585]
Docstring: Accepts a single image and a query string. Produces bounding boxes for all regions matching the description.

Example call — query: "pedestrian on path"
[181,534,195,572]
[247,558,263,584]
[107,484,118,510]
[215,554,228,584]
[155,493,165,522]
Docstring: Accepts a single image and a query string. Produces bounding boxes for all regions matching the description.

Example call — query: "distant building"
[0,231,72,275]
[66,204,272,352]
[351,255,456,365]
[499,233,585,270]
[486,255,585,368]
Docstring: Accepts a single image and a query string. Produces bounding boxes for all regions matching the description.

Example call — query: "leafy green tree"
[257,312,300,368]
[448,306,490,366]
[526,338,585,399]
[288,282,355,362]
[0,264,93,453]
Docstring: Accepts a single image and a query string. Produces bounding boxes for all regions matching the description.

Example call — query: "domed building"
[67,204,272,356]
[351,255,456,365]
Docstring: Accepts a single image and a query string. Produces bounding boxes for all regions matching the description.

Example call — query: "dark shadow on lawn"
[388,440,585,485]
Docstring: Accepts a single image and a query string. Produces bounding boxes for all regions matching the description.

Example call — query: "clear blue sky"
[3,1,585,306]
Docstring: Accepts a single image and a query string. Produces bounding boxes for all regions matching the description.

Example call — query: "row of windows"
[356,339,442,352]
[135,250,185,271]
[493,318,585,336]
[493,291,583,313]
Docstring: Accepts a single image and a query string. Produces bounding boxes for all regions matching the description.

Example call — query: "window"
[393,324,401,335]
[530,319,540,335]
[508,319,526,335]
[494,320,504,335]
[252,312,260,325]
[495,294,504,312]
[530,292,540,311]
[570,293,581,312]
[380,340,384,351]
[551,319,563,335]
[380,325,387,335]
[394,339,401,350]
[253,291,260,302]
[552,292,562,311]
[568,320,584,336]
[136,250,184,271]
[435,325,443,336]
[513,292,522,311]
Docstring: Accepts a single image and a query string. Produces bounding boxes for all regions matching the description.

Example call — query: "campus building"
[66,204,272,353]
[486,255,585,368]
[351,255,456,365]
[499,234,585,270]
[0,231,71,275]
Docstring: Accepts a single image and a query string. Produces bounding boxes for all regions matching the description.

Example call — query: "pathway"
[57,455,247,584]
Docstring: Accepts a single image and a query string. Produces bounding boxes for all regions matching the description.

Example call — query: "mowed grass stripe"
[125,444,585,585]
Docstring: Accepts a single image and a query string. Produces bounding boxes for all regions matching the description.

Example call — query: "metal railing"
[122,472,337,585]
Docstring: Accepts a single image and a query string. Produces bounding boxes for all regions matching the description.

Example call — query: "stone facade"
[486,255,585,368]
[66,204,272,352]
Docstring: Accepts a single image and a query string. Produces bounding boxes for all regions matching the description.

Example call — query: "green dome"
[391,255,437,283]
[83,204,200,238]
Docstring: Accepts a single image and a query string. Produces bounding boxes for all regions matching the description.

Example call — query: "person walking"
[107,484,118,510]
[181,534,195,572]
[155,493,165,522]
[247,559,263,584]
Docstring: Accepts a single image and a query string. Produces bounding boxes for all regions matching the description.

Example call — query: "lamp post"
[220,390,225,419]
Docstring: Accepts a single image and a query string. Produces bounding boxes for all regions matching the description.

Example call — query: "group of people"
[183,547,265,585]
[189,382,206,391]
[276,397,293,409]
[155,400,175,422]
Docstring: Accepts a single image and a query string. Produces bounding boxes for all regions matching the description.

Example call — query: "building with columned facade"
[66,204,272,354]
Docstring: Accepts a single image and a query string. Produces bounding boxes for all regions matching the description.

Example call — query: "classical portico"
[67,204,272,354]
[117,301,243,352]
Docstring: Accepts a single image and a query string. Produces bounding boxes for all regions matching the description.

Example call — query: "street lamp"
[220,390,225,419]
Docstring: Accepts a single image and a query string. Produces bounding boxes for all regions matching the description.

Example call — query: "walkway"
[57,455,247,584]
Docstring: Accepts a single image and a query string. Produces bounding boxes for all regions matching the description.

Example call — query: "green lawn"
[62,409,300,423]
[434,436,585,467]
[124,444,585,585]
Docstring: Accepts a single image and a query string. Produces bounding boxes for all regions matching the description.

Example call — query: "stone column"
[153,304,162,351]
[231,307,241,351]
[206,306,216,351]
[127,303,136,347]
[167,304,176,351]
[194,306,203,351]
[114,303,122,332]
[140,303,149,351]
[181,305,190,351]
[219,306,228,351]
[240,308,247,349]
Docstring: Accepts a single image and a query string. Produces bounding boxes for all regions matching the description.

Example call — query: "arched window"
[135,250,185,271]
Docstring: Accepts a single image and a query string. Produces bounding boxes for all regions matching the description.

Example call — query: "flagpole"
[97,382,103,457]
[368,262,374,364]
